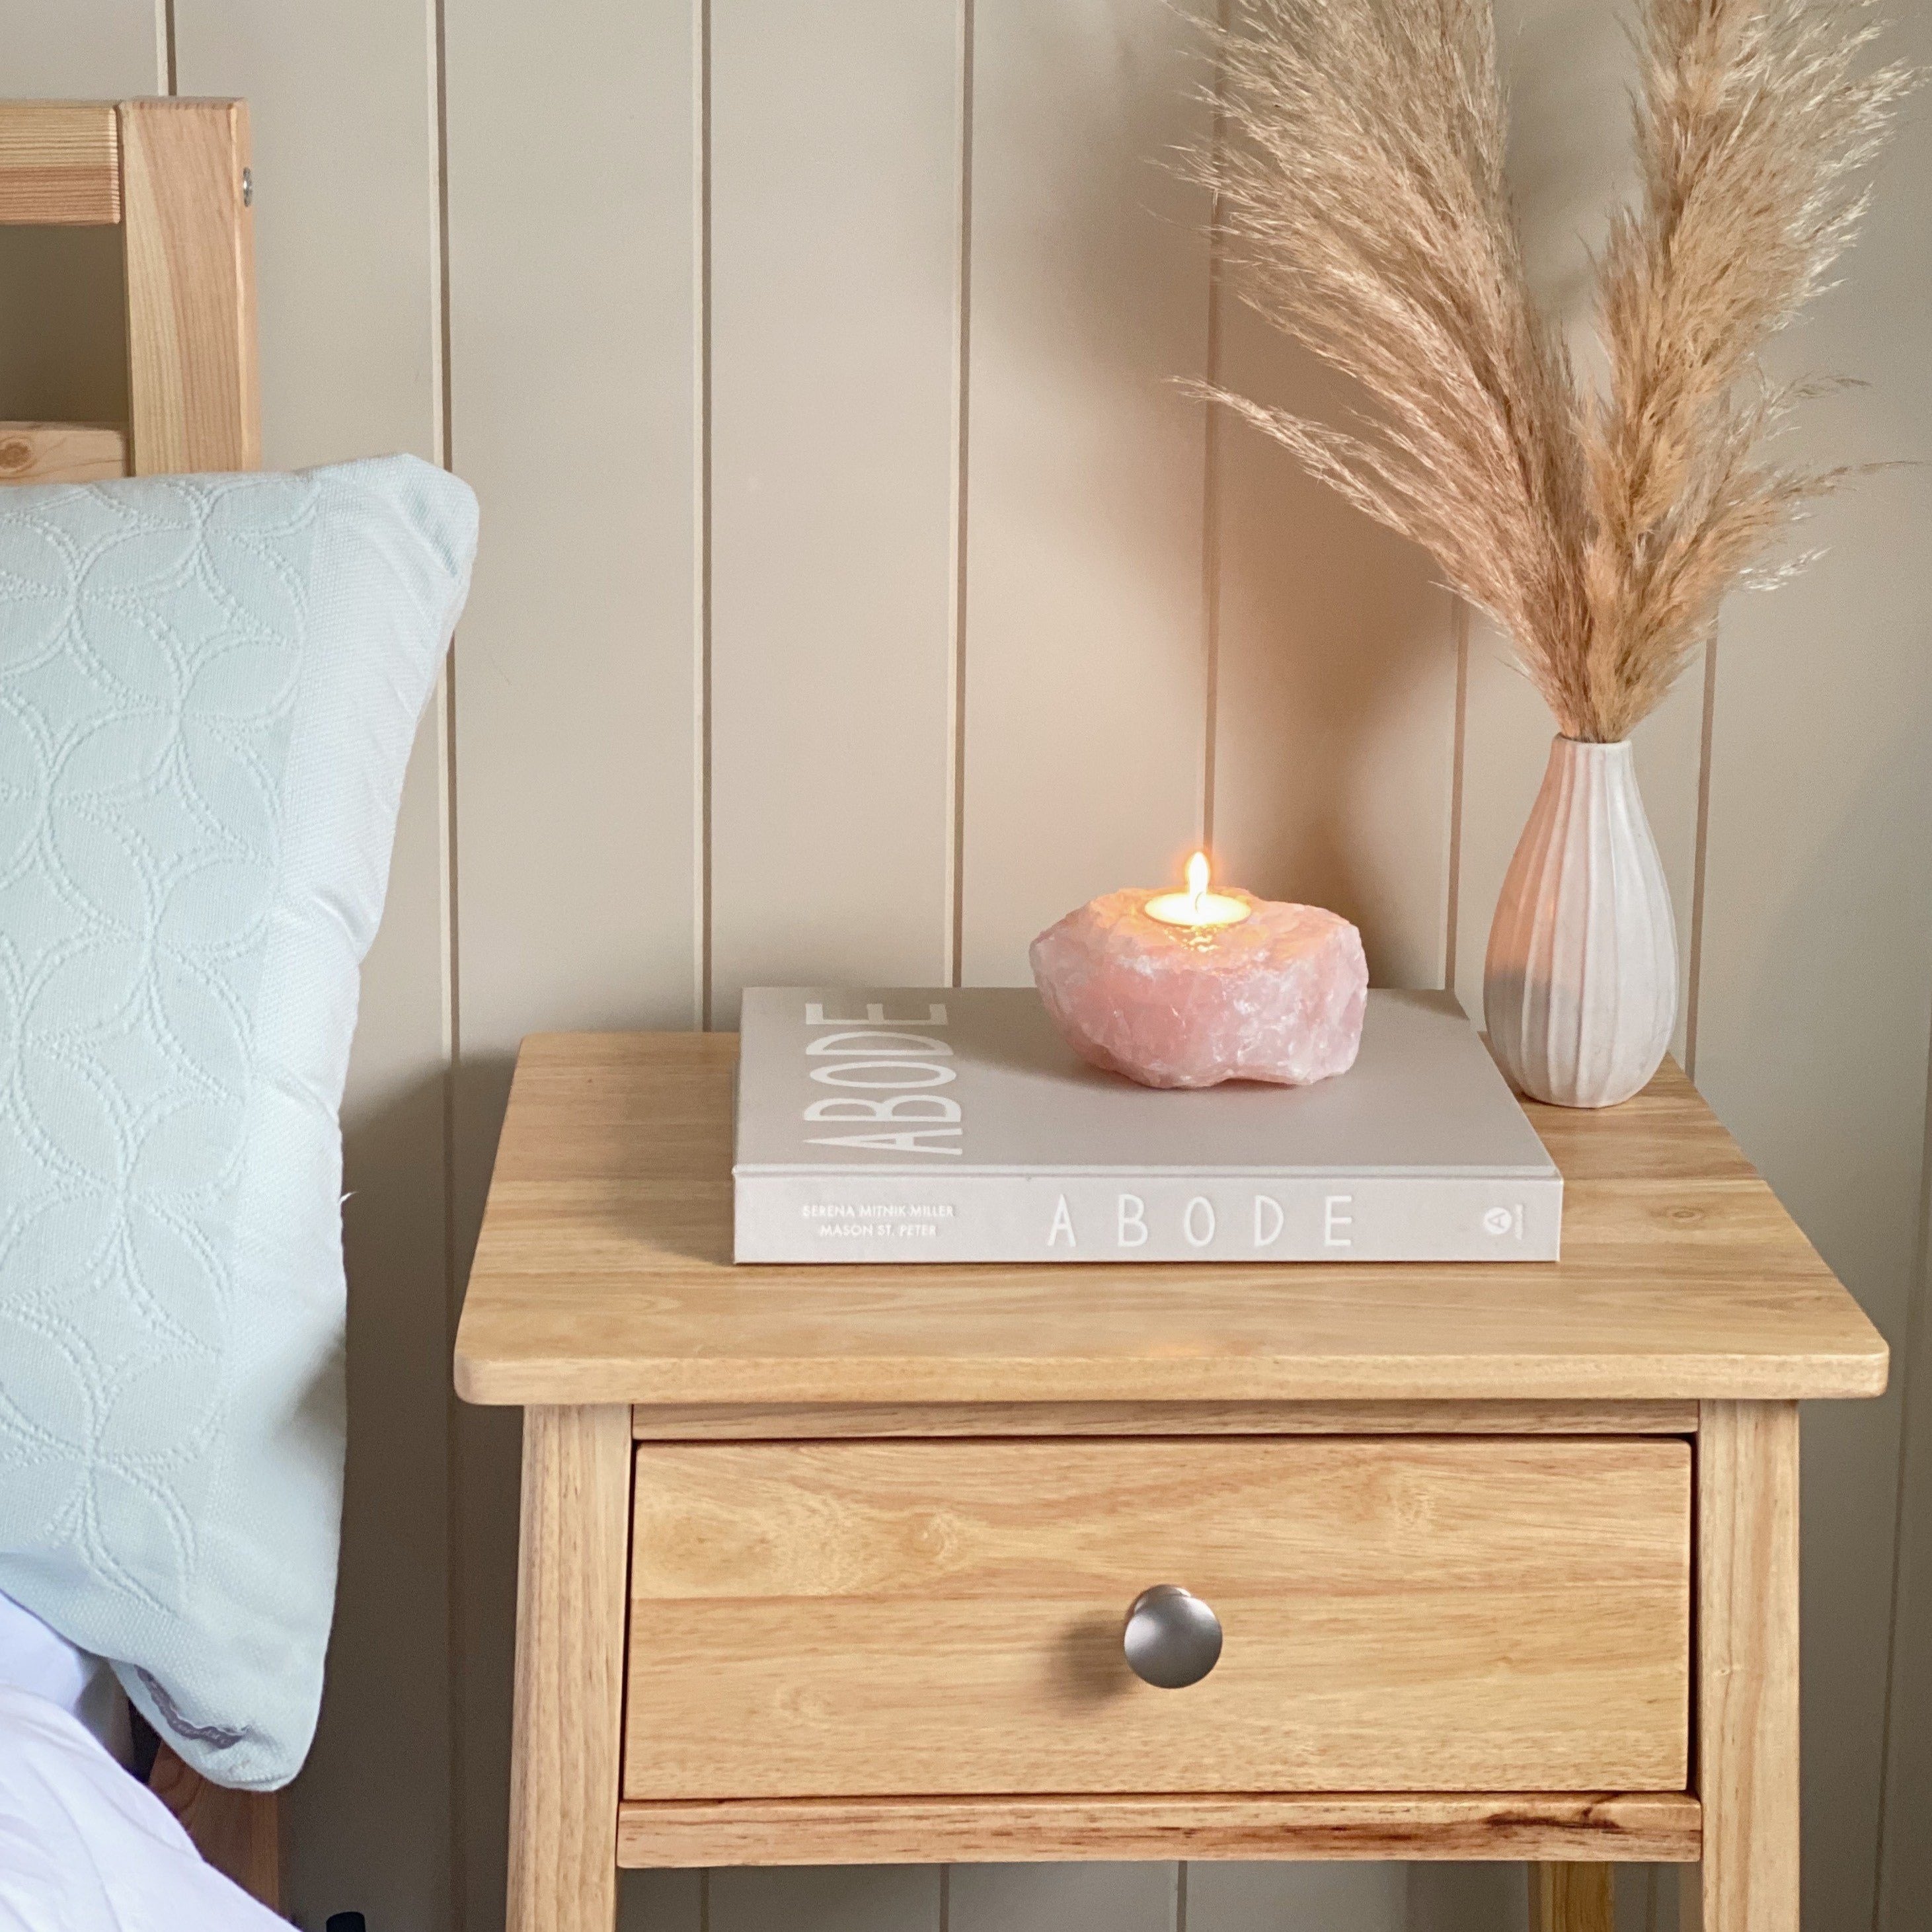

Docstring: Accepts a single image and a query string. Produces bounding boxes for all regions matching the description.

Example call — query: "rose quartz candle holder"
[1030,888,1368,1091]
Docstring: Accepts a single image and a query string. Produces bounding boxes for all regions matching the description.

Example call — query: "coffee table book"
[732,987,1561,1264]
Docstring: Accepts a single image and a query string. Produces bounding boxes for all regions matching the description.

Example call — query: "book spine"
[734,1172,1561,1264]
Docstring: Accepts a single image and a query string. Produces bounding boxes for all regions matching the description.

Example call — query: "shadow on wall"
[288,1048,522,1930]
[0,228,130,423]
[288,1065,465,1925]
[448,1050,525,1932]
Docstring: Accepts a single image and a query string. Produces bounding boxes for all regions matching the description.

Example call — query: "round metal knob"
[1122,1584,1223,1688]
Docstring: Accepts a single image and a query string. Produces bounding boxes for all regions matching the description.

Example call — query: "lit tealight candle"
[1029,847,1368,1090]
[1143,851,1253,931]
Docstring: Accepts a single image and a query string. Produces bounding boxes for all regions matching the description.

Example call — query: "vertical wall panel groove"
[956,0,1213,985]
[445,0,701,1925]
[1682,637,1720,1081]
[1197,0,1229,859]
[1198,389,1221,857]
[430,0,454,474]
[945,0,976,989]
[1442,603,1469,991]
[1875,1026,1932,1929]
[425,0,464,1919]
[694,0,714,1030]
[440,656,466,1932]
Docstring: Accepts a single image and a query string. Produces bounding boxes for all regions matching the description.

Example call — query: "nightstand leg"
[1527,1864,1613,1931]
[507,1406,633,1932]
[1682,1401,1800,1932]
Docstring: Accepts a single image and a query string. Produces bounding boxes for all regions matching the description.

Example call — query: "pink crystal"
[1029,889,1368,1090]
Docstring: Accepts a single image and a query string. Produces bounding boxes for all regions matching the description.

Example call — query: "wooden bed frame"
[0,96,282,1914]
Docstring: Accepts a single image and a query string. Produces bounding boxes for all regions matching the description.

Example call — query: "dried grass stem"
[1188,0,1913,742]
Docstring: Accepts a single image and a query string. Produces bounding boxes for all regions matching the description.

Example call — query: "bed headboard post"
[0,96,260,480]
[0,92,282,1919]
[120,99,260,473]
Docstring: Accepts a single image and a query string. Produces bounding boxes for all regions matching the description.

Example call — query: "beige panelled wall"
[709,0,958,1013]
[3,3,1929,1931]
[958,0,1214,985]
[443,0,701,1918]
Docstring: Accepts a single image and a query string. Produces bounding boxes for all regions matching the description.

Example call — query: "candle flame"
[1143,848,1251,931]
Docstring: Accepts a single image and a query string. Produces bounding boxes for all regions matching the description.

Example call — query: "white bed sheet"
[0,1687,286,1931]
[0,1596,284,1931]
[0,1594,128,1766]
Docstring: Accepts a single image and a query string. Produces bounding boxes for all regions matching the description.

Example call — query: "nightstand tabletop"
[454,1031,1888,1409]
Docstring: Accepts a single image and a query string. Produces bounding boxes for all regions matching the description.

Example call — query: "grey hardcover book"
[732,986,1561,1264]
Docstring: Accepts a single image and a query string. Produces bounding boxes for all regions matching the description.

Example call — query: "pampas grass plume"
[1187,0,1914,742]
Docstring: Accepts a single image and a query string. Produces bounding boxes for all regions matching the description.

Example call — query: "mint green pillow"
[0,455,477,1789]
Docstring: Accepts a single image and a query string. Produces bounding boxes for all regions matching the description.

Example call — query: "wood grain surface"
[0,100,120,223]
[506,1407,631,1932]
[0,420,127,482]
[1684,1401,1802,1932]
[1528,1863,1615,1932]
[622,1437,1689,1800]
[629,1398,1701,1439]
[615,1791,1700,1868]
[455,1034,1888,1407]
[120,99,258,475]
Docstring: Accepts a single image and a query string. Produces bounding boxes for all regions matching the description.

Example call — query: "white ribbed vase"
[1484,737,1678,1108]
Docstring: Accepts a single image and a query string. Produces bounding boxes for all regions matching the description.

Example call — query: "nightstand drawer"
[622,1437,1689,1800]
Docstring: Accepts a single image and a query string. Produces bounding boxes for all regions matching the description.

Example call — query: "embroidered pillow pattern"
[0,475,314,1755]
[0,457,475,1788]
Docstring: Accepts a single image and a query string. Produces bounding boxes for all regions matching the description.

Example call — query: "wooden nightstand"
[455,1032,1888,1932]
